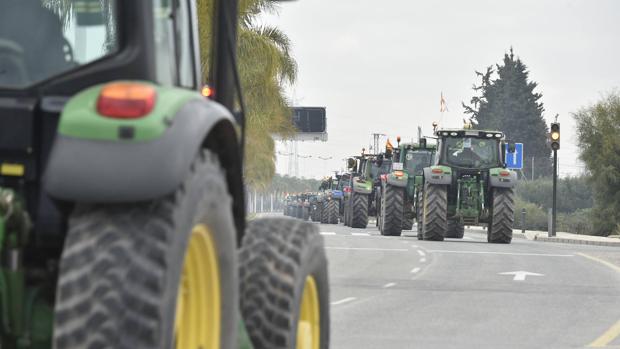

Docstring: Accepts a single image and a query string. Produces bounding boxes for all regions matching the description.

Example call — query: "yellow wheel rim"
[175,224,220,349]
[296,275,320,349]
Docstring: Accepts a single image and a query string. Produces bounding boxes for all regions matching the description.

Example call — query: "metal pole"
[531,156,535,180]
[551,149,557,237]
[521,208,526,234]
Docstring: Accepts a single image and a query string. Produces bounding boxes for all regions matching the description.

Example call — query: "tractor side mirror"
[347,158,356,169]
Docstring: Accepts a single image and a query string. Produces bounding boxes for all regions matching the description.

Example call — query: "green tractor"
[0,1,329,348]
[343,155,372,228]
[378,139,436,236]
[419,127,517,243]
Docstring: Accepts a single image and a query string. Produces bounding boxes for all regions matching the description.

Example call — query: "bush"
[516,176,593,214]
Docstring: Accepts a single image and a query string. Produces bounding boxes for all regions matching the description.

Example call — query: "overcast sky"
[262,0,620,179]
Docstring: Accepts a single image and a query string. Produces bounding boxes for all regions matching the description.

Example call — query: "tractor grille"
[463,217,478,225]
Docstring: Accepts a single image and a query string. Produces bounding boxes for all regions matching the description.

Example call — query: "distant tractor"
[419,127,517,243]
[378,140,436,236]
[316,177,340,224]
[343,156,372,228]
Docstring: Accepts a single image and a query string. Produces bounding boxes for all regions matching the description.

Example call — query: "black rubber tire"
[239,217,330,349]
[350,192,369,228]
[53,149,238,349]
[402,201,414,231]
[488,188,514,244]
[380,185,404,236]
[310,205,320,222]
[327,200,339,224]
[302,207,310,221]
[375,191,381,227]
[416,190,424,240]
[422,182,447,241]
[446,219,465,238]
[343,198,350,226]
[319,202,328,224]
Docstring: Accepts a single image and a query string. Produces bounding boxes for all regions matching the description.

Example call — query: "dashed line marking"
[410,245,419,248]
[383,282,396,288]
[320,232,336,235]
[326,247,409,252]
[417,250,426,257]
[420,258,427,263]
[410,267,421,274]
[331,297,357,306]
[352,232,370,236]
[427,250,574,257]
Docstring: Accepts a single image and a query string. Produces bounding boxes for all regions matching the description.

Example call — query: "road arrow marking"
[417,250,426,257]
[498,271,544,281]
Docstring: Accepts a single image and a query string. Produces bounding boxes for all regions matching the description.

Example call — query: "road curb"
[533,236,620,247]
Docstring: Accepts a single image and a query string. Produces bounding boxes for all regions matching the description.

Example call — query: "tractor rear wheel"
[239,218,330,349]
[320,202,328,224]
[422,182,447,241]
[402,201,414,231]
[327,200,339,224]
[380,185,403,236]
[416,190,424,240]
[488,188,514,244]
[53,149,238,349]
[446,219,465,238]
[303,207,310,221]
[350,192,369,228]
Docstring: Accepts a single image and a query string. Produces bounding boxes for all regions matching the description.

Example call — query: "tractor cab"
[435,129,507,170]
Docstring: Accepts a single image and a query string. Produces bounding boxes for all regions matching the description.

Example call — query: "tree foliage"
[463,48,551,178]
[574,92,620,236]
[516,176,593,214]
[197,0,297,190]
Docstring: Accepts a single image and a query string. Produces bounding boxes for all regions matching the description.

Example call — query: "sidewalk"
[468,226,620,247]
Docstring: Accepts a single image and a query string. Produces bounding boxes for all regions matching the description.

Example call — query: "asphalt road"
[318,220,620,349]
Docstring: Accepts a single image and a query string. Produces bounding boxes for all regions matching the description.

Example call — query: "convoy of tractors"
[284,123,518,244]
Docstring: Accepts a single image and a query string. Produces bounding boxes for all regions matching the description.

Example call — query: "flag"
[386,139,394,151]
[440,92,448,112]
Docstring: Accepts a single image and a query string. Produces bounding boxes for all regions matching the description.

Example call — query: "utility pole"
[531,156,535,180]
[549,121,560,237]
[371,133,386,155]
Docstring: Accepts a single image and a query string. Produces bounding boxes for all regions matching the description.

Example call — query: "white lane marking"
[498,271,544,281]
[331,297,357,305]
[410,267,421,274]
[383,282,396,288]
[352,232,370,236]
[463,236,474,240]
[326,247,409,252]
[427,250,574,257]
[417,250,426,257]
[410,244,419,248]
[420,258,427,263]
[320,232,336,235]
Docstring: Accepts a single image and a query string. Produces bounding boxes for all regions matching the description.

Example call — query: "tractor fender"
[423,166,452,185]
[44,97,238,203]
[352,179,372,194]
[386,172,408,187]
[489,168,518,188]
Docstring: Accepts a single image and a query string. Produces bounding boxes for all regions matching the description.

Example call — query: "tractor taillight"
[394,170,404,177]
[500,170,510,177]
[201,85,214,98]
[431,168,443,174]
[97,82,156,119]
[344,186,351,193]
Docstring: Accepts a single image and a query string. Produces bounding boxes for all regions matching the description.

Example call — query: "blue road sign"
[505,143,524,169]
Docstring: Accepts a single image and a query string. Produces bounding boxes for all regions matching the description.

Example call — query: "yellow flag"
[386,139,394,151]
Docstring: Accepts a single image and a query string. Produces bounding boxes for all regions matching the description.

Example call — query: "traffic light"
[550,122,560,150]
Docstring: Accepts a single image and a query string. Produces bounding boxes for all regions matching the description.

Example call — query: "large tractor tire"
[446,219,465,238]
[327,200,339,224]
[54,149,238,349]
[296,206,304,219]
[416,191,424,240]
[311,206,320,222]
[350,192,369,228]
[380,185,404,236]
[421,182,447,241]
[302,207,310,221]
[488,188,514,244]
[239,217,330,349]
[319,202,328,224]
[374,192,381,227]
[343,199,350,226]
[402,201,414,231]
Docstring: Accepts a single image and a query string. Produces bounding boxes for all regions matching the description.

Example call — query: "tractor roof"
[399,142,437,150]
[435,128,505,140]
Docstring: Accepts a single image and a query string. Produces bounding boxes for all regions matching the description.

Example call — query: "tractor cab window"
[0,0,118,88]
[337,174,350,190]
[404,150,433,175]
[371,159,392,179]
[444,137,499,168]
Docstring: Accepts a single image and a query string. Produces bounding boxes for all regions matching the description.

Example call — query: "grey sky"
[263,0,620,179]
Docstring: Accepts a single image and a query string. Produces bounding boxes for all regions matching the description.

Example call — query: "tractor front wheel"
[239,217,330,349]
[422,182,447,241]
[380,184,404,236]
[488,188,514,244]
[53,149,238,349]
